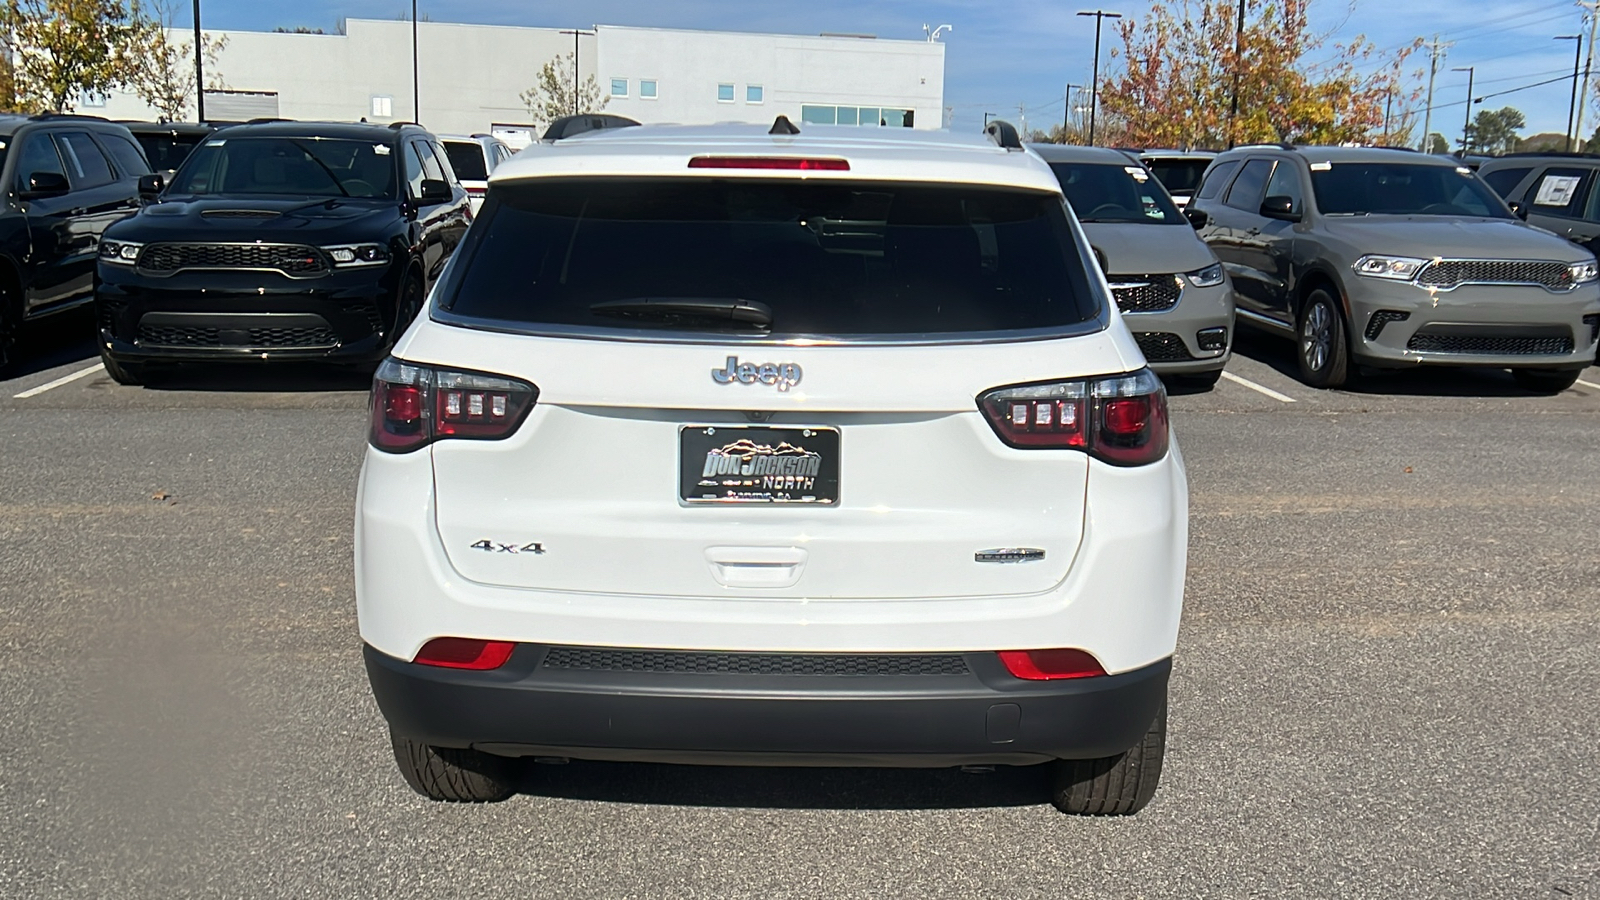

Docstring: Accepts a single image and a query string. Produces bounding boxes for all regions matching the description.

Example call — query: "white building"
[93,20,946,138]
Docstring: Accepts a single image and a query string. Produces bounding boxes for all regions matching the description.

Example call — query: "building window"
[717,83,735,103]
[640,79,658,99]
[800,105,835,125]
[371,95,393,119]
[610,78,628,98]
[747,85,763,104]
[79,90,108,108]
[858,107,881,126]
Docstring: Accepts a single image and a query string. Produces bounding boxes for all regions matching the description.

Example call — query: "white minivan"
[356,118,1188,815]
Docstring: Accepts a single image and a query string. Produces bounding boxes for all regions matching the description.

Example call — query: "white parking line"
[1577,378,1600,391]
[12,363,105,399]
[1220,370,1297,403]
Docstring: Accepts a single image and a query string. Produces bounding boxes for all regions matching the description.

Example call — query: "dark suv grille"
[1109,275,1182,312]
[1133,332,1196,362]
[137,243,330,278]
[137,324,339,348]
[1415,260,1574,290]
[1407,330,1574,356]
[541,647,971,676]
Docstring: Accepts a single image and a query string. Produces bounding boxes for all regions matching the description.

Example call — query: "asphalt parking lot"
[2,317,1598,899]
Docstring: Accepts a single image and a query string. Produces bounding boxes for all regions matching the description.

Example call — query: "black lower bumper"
[364,644,1170,766]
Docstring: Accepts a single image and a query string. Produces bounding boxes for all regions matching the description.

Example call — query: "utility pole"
[559,28,596,116]
[1577,1,1599,151]
[1559,35,1584,151]
[193,0,204,122]
[411,0,419,122]
[1228,0,1244,147]
[1019,102,1027,137]
[1063,83,1081,138]
[1420,35,1453,152]
[1452,66,1475,153]
[1077,10,1122,147]
[1383,89,1393,145]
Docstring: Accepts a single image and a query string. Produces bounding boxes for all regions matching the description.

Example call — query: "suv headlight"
[1569,261,1598,284]
[1353,254,1428,281]
[99,239,142,265]
[1185,262,1225,288]
[324,243,390,267]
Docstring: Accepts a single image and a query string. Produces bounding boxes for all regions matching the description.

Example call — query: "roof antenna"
[769,115,801,135]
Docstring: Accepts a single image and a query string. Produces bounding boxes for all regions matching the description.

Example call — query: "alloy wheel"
[1301,302,1331,374]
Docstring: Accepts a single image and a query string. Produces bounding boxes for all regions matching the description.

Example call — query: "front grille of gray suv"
[1109,276,1183,312]
[1133,332,1197,361]
[1415,259,1574,291]
[1406,330,1574,356]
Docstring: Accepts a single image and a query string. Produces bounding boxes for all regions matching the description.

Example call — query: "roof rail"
[28,113,109,122]
[542,113,641,141]
[386,120,422,129]
[1496,150,1600,160]
[246,117,293,124]
[769,115,800,135]
[984,119,1023,151]
[1231,142,1297,151]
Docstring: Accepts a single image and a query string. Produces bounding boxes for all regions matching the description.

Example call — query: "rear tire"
[0,289,16,373]
[393,272,424,341]
[390,731,516,802]
[1049,699,1166,816]
[99,349,145,386]
[1511,367,1581,394]
[1295,288,1351,388]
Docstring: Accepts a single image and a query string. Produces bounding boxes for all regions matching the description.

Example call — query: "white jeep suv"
[356,118,1188,816]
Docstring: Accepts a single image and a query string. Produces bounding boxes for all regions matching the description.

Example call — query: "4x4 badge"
[471,540,545,555]
[975,548,1046,564]
[712,356,802,392]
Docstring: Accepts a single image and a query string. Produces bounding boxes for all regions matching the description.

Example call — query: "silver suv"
[1191,146,1600,391]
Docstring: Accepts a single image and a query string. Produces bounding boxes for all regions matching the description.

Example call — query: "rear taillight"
[998,649,1107,680]
[413,637,517,670]
[370,358,538,453]
[687,156,850,170]
[978,368,1169,466]
[466,186,487,196]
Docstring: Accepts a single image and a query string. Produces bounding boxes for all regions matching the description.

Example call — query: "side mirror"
[21,171,69,199]
[138,173,164,199]
[1184,206,1209,230]
[419,178,451,203]
[1260,195,1302,222]
[1507,200,1529,220]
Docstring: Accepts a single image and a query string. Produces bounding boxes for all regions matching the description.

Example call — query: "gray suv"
[1191,146,1600,391]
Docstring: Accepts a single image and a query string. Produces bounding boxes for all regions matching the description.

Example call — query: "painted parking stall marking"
[1220,370,1297,403]
[12,363,104,399]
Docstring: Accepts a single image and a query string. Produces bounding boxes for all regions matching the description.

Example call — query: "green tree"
[519,51,607,131]
[1423,132,1450,154]
[1463,106,1525,154]
[1,0,154,113]
[1098,0,1420,148]
[125,0,227,121]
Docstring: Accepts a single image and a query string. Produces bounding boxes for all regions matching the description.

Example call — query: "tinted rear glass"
[1144,158,1209,194]
[1311,163,1510,218]
[1196,160,1239,200]
[443,141,489,180]
[168,137,397,198]
[1047,162,1183,225]
[1479,166,1532,199]
[135,134,204,172]
[443,179,1100,338]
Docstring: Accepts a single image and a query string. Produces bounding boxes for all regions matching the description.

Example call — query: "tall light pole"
[559,28,597,116]
[411,0,419,122]
[1577,2,1598,151]
[1228,0,1245,147]
[193,0,204,122]
[1557,35,1584,151]
[1063,82,1081,137]
[1452,66,1475,153]
[1077,9,1121,147]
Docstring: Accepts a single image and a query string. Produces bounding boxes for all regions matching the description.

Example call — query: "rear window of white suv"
[439,178,1102,338]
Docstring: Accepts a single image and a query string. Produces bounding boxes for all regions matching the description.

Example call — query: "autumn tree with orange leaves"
[1096,0,1420,149]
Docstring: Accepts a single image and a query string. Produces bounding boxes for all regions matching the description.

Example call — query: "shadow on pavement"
[142,362,374,393]
[1229,325,1590,399]
[511,758,1050,811]
[6,309,97,379]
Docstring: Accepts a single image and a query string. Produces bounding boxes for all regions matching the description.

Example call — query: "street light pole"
[1077,9,1122,147]
[411,0,419,122]
[559,28,597,116]
[193,0,204,122]
[1558,35,1583,152]
[1452,66,1475,153]
[1063,82,1080,137]
[1228,0,1244,147]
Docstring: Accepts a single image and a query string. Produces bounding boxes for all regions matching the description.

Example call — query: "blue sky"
[191,0,1596,140]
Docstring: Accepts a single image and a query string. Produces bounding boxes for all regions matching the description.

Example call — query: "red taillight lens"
[466,186,487,196]
[413,637,517,670]
[997,649,1107,680]
[369,358,538,453]
[687,156,850,171]
[977,369,1169,466]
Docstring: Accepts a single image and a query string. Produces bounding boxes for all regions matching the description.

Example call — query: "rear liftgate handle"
[704,547,808,589]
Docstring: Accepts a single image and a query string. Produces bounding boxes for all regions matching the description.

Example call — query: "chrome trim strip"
[1236,308,1294,332]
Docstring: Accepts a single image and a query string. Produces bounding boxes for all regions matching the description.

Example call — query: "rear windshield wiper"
[589,297,773,330]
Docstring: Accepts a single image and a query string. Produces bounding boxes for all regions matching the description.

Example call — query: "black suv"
[0,114,152,370]
[95,120,471,384]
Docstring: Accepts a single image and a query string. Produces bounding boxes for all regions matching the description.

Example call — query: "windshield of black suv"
[1310,162,1511,218]
[1048,162,1183,225]
[1143,158,1209,195]
[167,136,398,199]
[442,178,1100,337]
